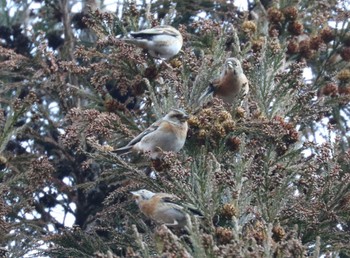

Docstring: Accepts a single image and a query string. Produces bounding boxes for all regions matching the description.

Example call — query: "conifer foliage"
[1,0,350,257]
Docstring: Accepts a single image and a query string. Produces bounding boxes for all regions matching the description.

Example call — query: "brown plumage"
[131,189,202,228]
[200,58,249,105]
[115,109,189,159]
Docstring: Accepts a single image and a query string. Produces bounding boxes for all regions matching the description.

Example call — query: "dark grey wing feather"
[160,194,203,217]
[130,27,178,39]
[125,122,159,146]
[114,119,161,153]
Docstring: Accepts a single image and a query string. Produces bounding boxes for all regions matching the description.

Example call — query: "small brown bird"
[123,25,183,60]
[131,189,202,228]
[115,109,189,159]
[200,57,249,105]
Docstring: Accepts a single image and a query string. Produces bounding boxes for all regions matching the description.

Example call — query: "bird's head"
[225,57,243,75]
[165,109,189,123]
[131,189,156,203]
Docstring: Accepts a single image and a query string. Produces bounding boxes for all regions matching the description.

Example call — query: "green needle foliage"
[1,0,350,257]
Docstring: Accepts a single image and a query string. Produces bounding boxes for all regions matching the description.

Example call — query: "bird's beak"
[130,191,140,197]
[181,114,189,122]
[226,61,234,69]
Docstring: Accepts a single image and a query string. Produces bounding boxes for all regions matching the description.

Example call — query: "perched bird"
[199,57,249,105]
[115,109,189,159]
[123,25,183,60]
[131,189,202,228]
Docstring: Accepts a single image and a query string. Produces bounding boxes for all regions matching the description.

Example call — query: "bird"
[123,25,183,60]
[199,57,249,105]
[131,189,202,228]
[114,109,189,159]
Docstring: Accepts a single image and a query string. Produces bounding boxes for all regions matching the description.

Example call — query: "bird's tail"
[198,83,215,103]
[112,145,133,156]
[182,203,203,217]
[122,37,147,48]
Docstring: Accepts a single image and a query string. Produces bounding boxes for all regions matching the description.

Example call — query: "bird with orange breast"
[131,189,202,228]
[115,109,189,160]
[200,57,249,106]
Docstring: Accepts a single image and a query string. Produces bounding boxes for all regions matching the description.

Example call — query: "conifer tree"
[1,0,350,257]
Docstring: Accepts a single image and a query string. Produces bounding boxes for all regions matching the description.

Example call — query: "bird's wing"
[198,82,216,102]
[158,201,185,217]
[157,194,202,215]
[158,194,203,217]
[123,119,162,147]
[130,27,178,38]
[157,193,181,203]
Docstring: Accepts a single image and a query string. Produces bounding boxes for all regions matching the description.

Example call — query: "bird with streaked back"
[123,25,183,60]
[114,109,189,160]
